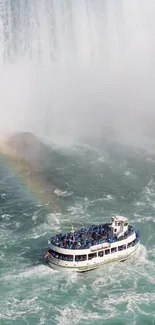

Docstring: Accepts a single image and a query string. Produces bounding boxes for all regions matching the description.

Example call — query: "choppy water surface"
[0,139,155,325]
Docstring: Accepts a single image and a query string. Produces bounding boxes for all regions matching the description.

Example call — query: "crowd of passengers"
[50,223,135,250]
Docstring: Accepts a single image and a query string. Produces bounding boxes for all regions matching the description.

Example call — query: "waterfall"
[0,0,126,66]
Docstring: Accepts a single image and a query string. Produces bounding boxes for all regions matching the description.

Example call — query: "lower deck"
[47,233,139,262]
[48,242,140,272]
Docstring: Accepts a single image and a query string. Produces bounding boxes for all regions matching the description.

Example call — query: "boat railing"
[49,224,135,250]
[47,233,139,263]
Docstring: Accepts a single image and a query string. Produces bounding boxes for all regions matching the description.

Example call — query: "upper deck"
[49,219,135,250]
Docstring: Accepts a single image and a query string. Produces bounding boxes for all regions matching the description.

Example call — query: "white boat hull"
[47,242,139,273]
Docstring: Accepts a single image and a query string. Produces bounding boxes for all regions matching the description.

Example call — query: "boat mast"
[71,224,75,242]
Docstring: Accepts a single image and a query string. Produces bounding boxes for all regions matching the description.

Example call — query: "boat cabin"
[111,215,128,238]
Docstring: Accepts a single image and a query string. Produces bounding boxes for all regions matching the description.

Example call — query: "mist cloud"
[0,0,155,144]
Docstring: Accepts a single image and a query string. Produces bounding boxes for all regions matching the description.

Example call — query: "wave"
[0,243,154,324]
[55,305,102,325]
[0,193,7,199]
[1,264,57,283]
[54,189,73,197]
[1,213,12,220]
[131,215,155,224]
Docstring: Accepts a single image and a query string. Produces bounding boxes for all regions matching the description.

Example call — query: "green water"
[0,139,155,325]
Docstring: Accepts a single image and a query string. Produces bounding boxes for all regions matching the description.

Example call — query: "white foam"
[97,156,105,163]
[135,201,146,207]
[93,291,155,317]
[46,212,62,232]
[1,264,57,282]
[124,171,132,176]
[27,226,49,239]
[0,193,7,199]
[89,194,114,205]
[0,296,42,320]
[140,216,154,223]
[25,211,64,240]
[103,194,114,201]
[90,245,155,318]
[0,227,17,246]
[32,211,39,221]
[55,305,102,325]
[54,188,73,197]
[67,201,89,217]
[56,273,78,293]
[15,222,21,228]
[1,213,11,220]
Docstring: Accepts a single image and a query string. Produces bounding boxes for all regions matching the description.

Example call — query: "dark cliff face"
[6,132,53,171]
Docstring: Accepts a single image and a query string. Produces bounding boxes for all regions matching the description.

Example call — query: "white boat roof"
[113,215,128,222]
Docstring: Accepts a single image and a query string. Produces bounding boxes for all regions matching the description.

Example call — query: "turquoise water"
[0,139,155,325]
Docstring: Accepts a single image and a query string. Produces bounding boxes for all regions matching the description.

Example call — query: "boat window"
[88,252,97,260]
[98,250,104,257]
[118,244,126,251]
[105,249,110,255]
[118,222,120,226]
[48,249,57,257]
[48,249,73,261]
[124,222,128,226]
[127,239,136,248]
[111,247,117,253]
[75,255,87,261]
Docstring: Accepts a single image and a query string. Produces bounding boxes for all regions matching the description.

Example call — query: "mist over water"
[0,0,155,144]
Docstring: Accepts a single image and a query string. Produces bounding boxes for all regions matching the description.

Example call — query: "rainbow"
[0,136,60,213]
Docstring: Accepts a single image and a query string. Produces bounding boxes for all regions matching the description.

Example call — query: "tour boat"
[44,215,140,273]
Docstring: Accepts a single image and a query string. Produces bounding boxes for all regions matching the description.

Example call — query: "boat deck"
[50,223,135,250]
